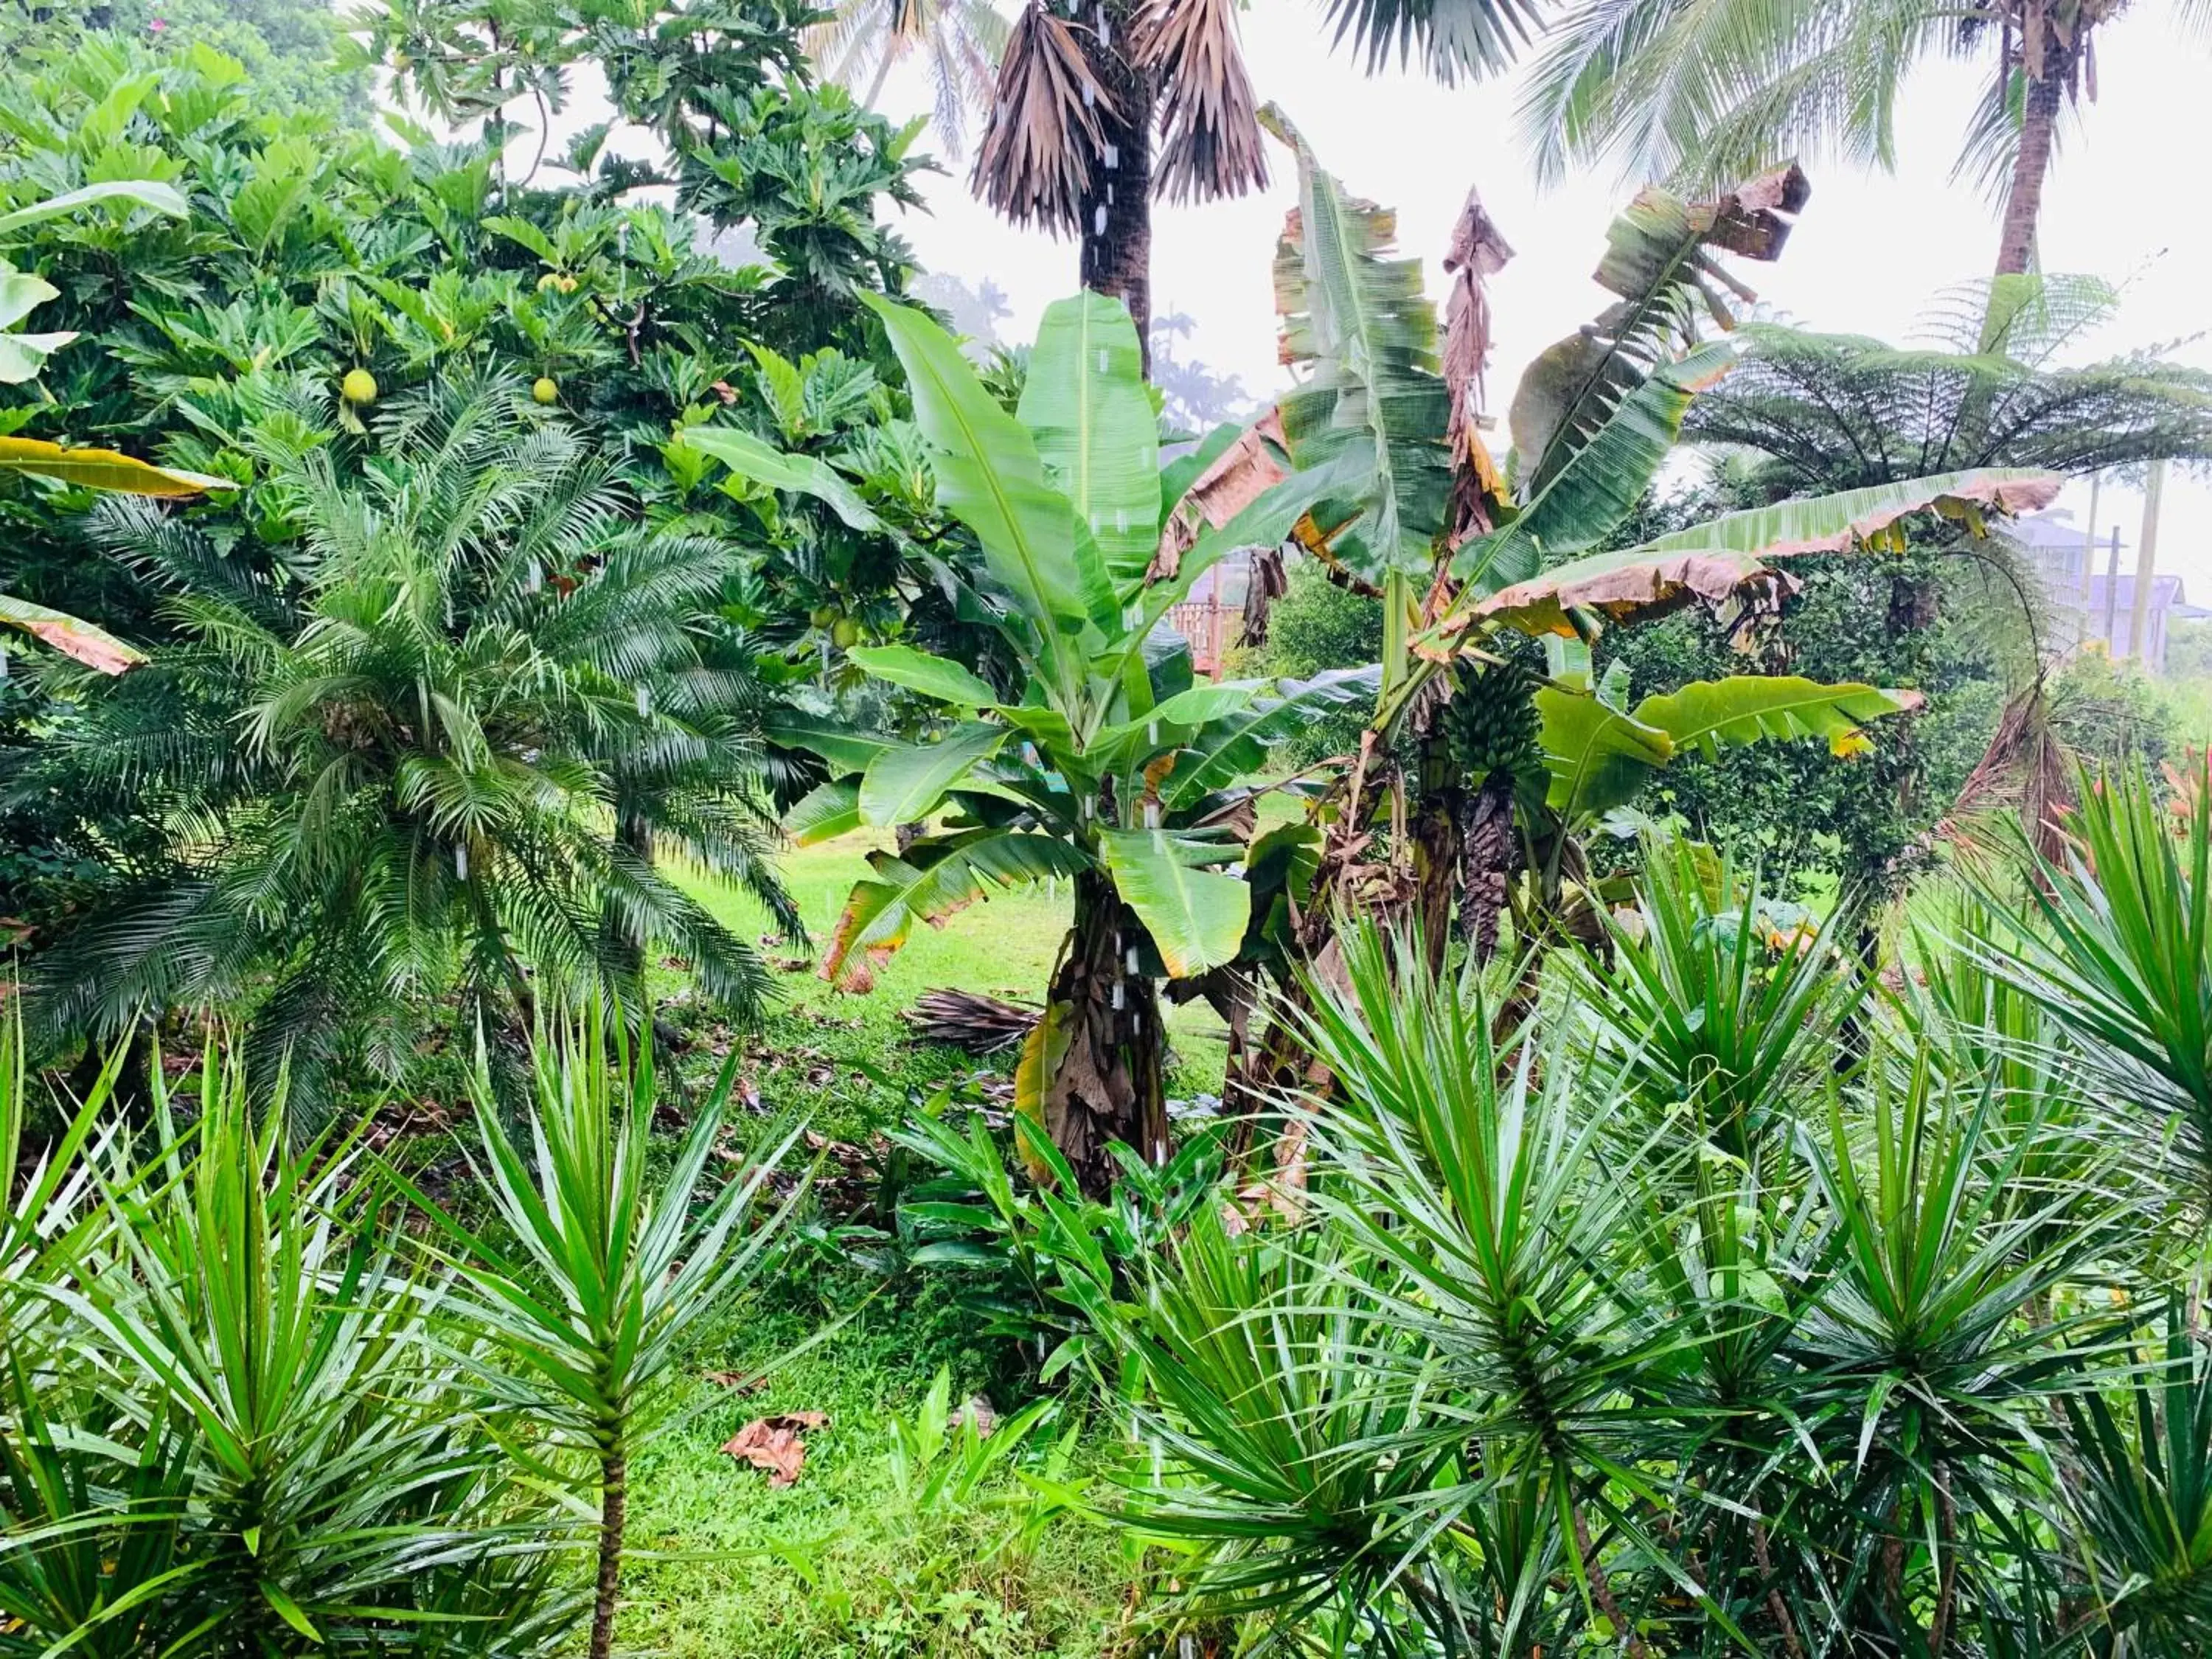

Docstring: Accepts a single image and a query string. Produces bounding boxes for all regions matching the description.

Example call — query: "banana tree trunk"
[1410,728,1463,980]
[1077,8,1153,377]
[1043,869,1169,1194]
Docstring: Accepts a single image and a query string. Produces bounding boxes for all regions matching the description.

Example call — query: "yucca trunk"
[589,1444,626,1659]
[1077,10,1154,376]
[1043,869,1169,1194]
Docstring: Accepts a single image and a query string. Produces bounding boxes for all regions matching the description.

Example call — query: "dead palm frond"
[970,3,1119,234]
[1138,0,1268,204]
[905,987,1041,1053]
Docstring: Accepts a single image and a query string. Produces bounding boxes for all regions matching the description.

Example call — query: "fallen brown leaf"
[721,1413,830,1488]
[703,1370,766,1394]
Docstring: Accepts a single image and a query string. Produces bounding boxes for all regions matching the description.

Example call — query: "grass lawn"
[619,832,1241,1656]
[673,827,1231,1144]
[619,1277,1133,1659]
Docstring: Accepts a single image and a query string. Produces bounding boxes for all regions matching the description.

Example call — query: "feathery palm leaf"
[24,375,792,1110]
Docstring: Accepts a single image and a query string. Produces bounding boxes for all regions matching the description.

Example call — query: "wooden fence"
[1164,599,1231,680]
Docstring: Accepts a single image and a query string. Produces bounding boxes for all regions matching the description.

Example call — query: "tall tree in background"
[807,0,1010,156]
[969,0,1270,371]
[1665,271,2212,866]
[967,0,1544,372]
[1520,0,2212,274]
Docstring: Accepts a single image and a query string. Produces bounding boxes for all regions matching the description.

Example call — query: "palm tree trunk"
[1077,8,1153,376]
[1042,869,1169,1193]
[590,1446,627,1659]
[1994,67,2064,276]
[862,42,899,111]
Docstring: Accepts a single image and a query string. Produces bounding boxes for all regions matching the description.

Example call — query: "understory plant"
[25,378,798,1111]
[1102,821,2212,1655]
[0,1020,580,1655]
[401,1013,805,1659]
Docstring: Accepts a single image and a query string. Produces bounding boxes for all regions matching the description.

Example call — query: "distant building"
[2015,509,2202,674]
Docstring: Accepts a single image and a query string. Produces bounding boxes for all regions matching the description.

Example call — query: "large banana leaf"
[0,273,70,385]
[1540,673,1921,824]
[1088,681,1265,775]
[1019,292,1160,594]
[1509,164,1808,495]
[678,426,886,532]
[846,644,997,709]
[785,778,863,846]
[862,295,1114,703]
[1537,686,1674,824]
[1454,338,1734,593]
[1092,442,1385,714]
[1636,677,1921,757]
[1261,107,1452,588]
[765,714,899,776]
[0,180,189,238]
[1099,830,1249,978]
[1163,665,1383,810]
[823,829,1090,985]
[1455,467,2063,639]
[0,437,227,497]
[858,723,1009,827]
[0,591,146,674]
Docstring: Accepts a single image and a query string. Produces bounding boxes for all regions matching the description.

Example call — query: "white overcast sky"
[468,6,2212,593]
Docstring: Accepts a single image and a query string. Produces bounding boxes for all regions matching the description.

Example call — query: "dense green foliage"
[0,20,960,1066]
[1093,783,2212,1653]
[5,7,2212,1656]
[22,382,801,1109]
[0,0,369,122]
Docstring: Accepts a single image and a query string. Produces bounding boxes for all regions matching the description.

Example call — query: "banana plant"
[691,290,1373,1191]
[1241,119,2059,967]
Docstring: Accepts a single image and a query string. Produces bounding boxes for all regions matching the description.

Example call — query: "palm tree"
[962,0,1547,374]
[968,0,1273,370]
[807,0,1011,156]
[24,375,796,1108]
[1679,272,2212,860]
[1520,0,2212,275]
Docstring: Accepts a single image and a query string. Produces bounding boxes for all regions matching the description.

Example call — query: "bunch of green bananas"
[1442,660,1540,788]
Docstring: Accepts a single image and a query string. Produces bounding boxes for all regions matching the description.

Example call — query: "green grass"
[672,828,1230,1145]
[619,1273,1133,1659]
[619,830,1241,1657]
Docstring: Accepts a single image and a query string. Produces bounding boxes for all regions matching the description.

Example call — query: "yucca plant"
[2060,1303,2212,1649]
[35,1034,574,1655]
[1570,834,1863,1167]
[1974,765,2212,1230]
[1111,859,2172,1655]
[401,1012,804,1659]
